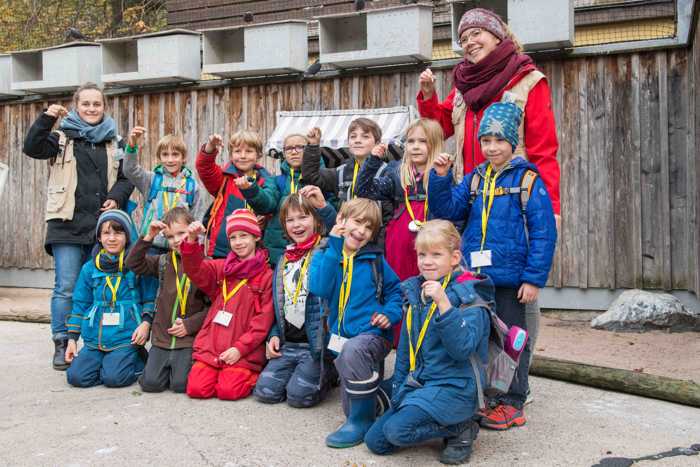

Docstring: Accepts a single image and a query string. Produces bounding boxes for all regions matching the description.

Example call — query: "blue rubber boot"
[326,395,377,448]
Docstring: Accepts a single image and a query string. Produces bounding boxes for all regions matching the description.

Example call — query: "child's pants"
[139,346,193,393]
[253,343,325,407]
[494,287,530,409]
[66,346,143,388]
[365,405,467,455]
[334,334,391,415]
[186,361,258,400]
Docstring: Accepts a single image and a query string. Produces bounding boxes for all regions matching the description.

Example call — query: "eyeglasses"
[284,145,305,153]
[458,28,483,47]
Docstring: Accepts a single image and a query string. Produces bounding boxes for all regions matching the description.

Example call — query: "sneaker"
[439,421,479,465]
[478,404,526,430]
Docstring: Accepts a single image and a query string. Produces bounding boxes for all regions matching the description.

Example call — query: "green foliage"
[0,0,167,52]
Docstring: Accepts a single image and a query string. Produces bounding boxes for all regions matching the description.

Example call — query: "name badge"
[213,310,233,327]
[327,333,348,353]
[470,250,492,268]
[102,312,120,326]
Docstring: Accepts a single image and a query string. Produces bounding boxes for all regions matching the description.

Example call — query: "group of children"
[62,98,556,465]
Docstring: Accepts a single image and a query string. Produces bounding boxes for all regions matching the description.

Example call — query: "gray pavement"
[1,321,699,467]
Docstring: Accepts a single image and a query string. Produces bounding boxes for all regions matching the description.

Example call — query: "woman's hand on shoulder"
[418,68,435,99]
[45,105,68,119]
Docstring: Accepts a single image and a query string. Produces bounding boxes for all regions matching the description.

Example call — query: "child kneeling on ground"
[254,186,338,407]
[182,209,274,400]
[309,198,403,448]
[364,220,492,465]
[65,210,154,388]
[125,207,209,393]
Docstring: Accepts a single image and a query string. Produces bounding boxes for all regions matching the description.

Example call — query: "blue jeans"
[254,343,324,407]
[51,243,92,339]
[66,346,144,388]
[365,405,465,455]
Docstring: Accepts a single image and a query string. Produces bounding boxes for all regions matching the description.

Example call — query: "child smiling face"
[417,244,462,281]
[230,143,259,174]
[284,206,316,245]
[99,221,127,256]
[405,125,430,169]
[229,230,257,260]
[164,220,189,253]
[159,147,186,176]
[341,216,373,253]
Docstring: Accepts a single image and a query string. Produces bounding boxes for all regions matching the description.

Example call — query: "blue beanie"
[477,102,523,151]
[94,209,137,255]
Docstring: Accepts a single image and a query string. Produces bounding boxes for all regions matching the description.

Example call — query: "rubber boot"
[52,338,69,371]
[439,420,479,465]
[326,395,377,448]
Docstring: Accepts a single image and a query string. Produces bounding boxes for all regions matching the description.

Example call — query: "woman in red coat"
[417,7,560,409]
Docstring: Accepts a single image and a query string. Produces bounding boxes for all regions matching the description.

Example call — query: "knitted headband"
[457,8,507,41]
[226,209,262,239]
[477,102,523,151]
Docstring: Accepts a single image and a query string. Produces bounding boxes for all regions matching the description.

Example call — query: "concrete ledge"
[0,268,54,289]
[0,287,50,323]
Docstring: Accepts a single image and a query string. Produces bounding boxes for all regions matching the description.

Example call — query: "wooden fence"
[1,37,698,295]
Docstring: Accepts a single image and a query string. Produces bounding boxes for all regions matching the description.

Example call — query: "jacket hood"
[474,155,537,178]
[401,271,495,308]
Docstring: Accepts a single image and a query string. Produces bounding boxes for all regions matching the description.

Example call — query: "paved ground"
[1,321,699,467]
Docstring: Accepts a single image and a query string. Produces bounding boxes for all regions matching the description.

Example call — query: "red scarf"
[284,233,320,263]
[452,39,533,112]
[223,248,269,279]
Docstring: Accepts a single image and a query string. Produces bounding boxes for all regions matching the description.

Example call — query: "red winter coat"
[180,240,274,372]
[417,65,561,215]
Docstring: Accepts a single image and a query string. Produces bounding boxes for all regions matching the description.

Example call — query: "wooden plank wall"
[0,46,698,294]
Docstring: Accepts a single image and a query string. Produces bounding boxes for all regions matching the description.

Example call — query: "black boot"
[52,338,69,371]
[439,420,479,465]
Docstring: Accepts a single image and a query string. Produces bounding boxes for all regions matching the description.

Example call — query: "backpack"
[468,167,539,221]
[147,166,197,210]
[337,160,388,202]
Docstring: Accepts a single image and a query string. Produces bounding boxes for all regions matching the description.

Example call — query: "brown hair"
[162,206,194,226]
[415,220,462,254]
[401,119,444,192]
[279,194,324,239]
[338,198,382,239]
[228,130,263,157]
[347,117,382,143]
[99,220,126,236]
[72,82,106,109]
[156,134,187,160]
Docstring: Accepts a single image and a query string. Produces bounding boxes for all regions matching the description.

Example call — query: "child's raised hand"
[219,347,241,365]
[167,318,188,337]
[266,336,282,359]
[131,321,150,346]
[144,220,167,242]
[370,312,391,330]
[518,283,539,304]
[65,339,78,362]
[419,68,436,98]
[329,216,346,238]
[205,134,223,153]
[45,104,68,119]
[234,175,253,190]
[299,185,326,209]
[432,153,453,177]
[371,143,388,160]
[307,127,322,146]
[187,221,206,242]
[127,126,146,148]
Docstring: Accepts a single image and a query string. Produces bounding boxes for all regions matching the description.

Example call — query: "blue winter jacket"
[66,258,155,351]
[308,235,403,345]
[428,157,557,288]
[392,274,492,426]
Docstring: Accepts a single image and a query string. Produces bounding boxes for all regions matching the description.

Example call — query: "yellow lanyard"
[406,272,452,372]
[162,177,188,211]
[96,250,124,307]
[404,185,428,227]
[290,168,297,194]
[281,250,314,305]
[337,250,355,334]
[171,250,191,318]
[222,278,248,305]
[480,165,500,251]
[350,161,359,199]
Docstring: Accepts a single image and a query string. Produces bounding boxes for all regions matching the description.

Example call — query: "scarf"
[284,233,320,262]
[59,110,117,144]
[452,39,533,112]
[93,249,124,274]
[223,248,269,279]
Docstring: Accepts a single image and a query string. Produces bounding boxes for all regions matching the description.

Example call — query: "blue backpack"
[140,166,196,234]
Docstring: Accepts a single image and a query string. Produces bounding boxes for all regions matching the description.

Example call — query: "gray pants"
[334,333,391,416]
[525,300,540,367]
[254,343,326,408]
[139,346,193,393]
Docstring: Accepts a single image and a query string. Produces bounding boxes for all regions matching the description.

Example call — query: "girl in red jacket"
[182,209,274,401]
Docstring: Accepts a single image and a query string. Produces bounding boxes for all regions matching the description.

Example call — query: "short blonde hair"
[338,198,382,239]
[283,133,308,147]
[228,130,263,156]
[156,134,187,160]
[401,119,444,192]
[415,220,462,253]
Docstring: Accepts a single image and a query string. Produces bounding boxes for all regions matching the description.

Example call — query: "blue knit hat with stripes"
[93,209,137,255]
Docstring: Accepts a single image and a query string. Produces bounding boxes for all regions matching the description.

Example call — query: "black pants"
[494,287,529,409]
[139,346,193,393]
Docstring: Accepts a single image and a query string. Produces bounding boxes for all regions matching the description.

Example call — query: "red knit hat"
[457,8,506,41]
[226,209,261,238]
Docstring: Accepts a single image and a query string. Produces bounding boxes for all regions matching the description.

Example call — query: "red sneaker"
[479,404,526,430]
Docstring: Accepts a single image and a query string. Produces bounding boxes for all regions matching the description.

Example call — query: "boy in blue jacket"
[65,210,155,388]
[308,198,403,448]
[428,101,557,430]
